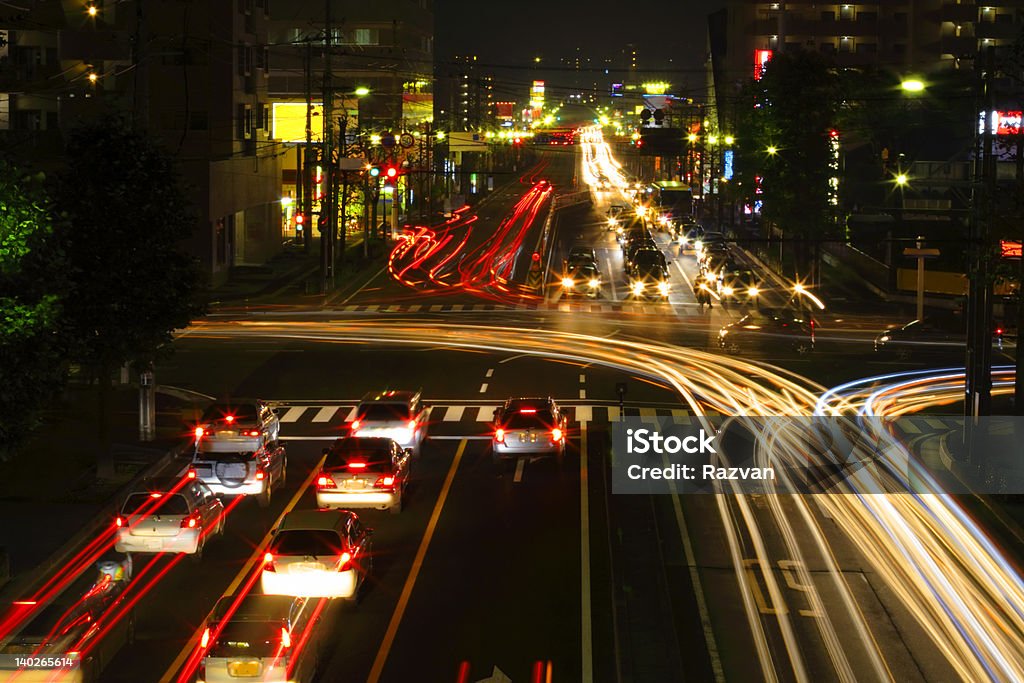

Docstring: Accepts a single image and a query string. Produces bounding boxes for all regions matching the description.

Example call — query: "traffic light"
[384,165,398,180]
[294,213,305,228]
[368,166,380,178]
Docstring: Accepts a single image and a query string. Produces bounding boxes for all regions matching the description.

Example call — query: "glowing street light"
[86,4,98,17]
[87,72,98,84]
[895,173,909,186]
[901,79,925,93]
[724,135,735,145]
[708,135,718,145]
[687,133,698,143]
[766,145,778,155]
[793,282,826,310]
[354,87,370,96]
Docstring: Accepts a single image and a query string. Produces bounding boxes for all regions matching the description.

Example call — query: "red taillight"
[552,427,564,443]
[181,514,199,529]
[997,327,1004,335]
[186,469,197,480]
[246,430,260,437]
[339,551,352,571]
[374,475,395,488]
[495,428,505,443]
[351,420,361,431]
[225,415,235,423]
[200,627,210,649]
[348,462,367,469]
[407,419,417,431]
[316,474,336,488]
[263,552,276,572]
[255,469,265,481]
[519,408,537,414]
[194,427,204,439]
[280,626,291,648]
[115,516,124,528]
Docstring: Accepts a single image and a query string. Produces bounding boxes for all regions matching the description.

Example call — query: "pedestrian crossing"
[330,301,705,317]
[273,401,693,440]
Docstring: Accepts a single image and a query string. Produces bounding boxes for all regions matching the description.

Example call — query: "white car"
[261,509,372,601]
[114,477,225,559]
[196,594,325,683]
[189,443,287,508]
[315,437,411,514]
[195,400,280,453]
[348,390,429,455]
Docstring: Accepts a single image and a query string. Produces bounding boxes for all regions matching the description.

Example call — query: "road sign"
[381,133,396,148]
[399,133,415,148]
[902,247,940,258]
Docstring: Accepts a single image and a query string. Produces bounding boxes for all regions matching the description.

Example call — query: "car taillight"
[407,419,417,431]
[246,430,260,437]
[181,514,200,529]
[280,626,291,648]
[194,427,204,439]
[374,475,395,488]
[200,627,210,648]
[316,474,336,488]
[225,415,235,423]
[263,552,275,572]
[552,427,564,443]
[255,469,265,481]
[186,469,197,480]
[351,420,361,431]
[115,516,124,528]
[348,462,367,469]
[339,551,352,571]
[495,428,505,443]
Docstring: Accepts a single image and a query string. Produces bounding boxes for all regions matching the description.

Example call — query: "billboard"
[495,101,515,119]
[611,83,624,97]
[754,49,772,80]
[271,102,322,142]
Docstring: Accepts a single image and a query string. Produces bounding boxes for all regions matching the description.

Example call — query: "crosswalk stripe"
[279,406,308,423]
[923,418,948,430]
[671,409,689,417]
[639,407,658,418]
[312,406,340,423]
[574,406,593,423]
[344,407,358,421]
[442,406,465,422]
[430,305,443,311]
[899,420,921,434]
[407,304,422,312]
[475,407,495,422]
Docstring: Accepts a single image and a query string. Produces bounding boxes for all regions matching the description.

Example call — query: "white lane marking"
[579,373,586,383]
[574,406,593,423]
[451,304,465,311]
[479,383,488,394]
[336,264,388,306]
[671,409,689,417]
[312,406,339,423]
[430,305,444,311]
[279,406,307,423]
[486,368,494,378]
[580,422,593,682]
[579,389,587,400]
[514,457,526,483]
[476,407,496,422]
[442,406,465,422]
[344,406,358,421]
[639,407,658,418]
[407,304,422,312]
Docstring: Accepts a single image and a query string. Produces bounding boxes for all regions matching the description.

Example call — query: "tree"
[734,50,842,279]
[53,119,207,477]
[0,159,67,460]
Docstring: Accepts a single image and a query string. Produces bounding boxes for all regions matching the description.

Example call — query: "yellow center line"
[367,439,467,683]
[157,455,326,683]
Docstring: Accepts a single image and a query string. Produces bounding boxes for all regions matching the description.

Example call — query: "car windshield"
[271,530,345,556]
[196,448,257,460]
[724,270,756,283]
[202,404,259,423]
[121,493,190,516]
[572,264,599,278]
[504,410,555,429]
[633,251,664,266]
[209,620,287,658]
[326,448,391,472]
[358,404,410,421]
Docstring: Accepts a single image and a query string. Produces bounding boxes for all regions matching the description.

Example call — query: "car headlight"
[722,286,734,296]
[748,287,759,297]
[693,240,703,251]
[631,281,645,295]
[677,236,688,246]
[588,278,601,289]
[607,217,618,226]
[719,329,728,337]
[562,277,575,289]
[657,281,670,295]
[878,335,890,342]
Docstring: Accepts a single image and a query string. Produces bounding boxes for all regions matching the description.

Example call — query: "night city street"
[5,1,1024,683]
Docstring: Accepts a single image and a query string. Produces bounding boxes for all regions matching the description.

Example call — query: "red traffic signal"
[294,213,305,226]
[384,165,398,179]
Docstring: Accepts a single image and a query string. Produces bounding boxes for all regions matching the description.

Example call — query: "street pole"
[303,40,313,253]
[916,236,925,322]
[1016,112,1024,414]
[320,0,334,292]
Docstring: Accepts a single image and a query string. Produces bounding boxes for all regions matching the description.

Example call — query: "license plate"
[344,479,366,490]
[145,539,161,550]
[518,432,536,443]
[227,660,260,677]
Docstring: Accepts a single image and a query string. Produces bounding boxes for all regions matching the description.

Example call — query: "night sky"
[435,0,720,100]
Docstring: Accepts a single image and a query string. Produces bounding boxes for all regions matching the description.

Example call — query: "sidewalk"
[0,384,203,587]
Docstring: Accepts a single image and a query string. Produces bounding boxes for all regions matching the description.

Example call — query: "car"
[561,261,603,298]
[628,250,671,300]
[114,476,225,558]
[188,442,287,508]
[718,268,762,305]
[718,309,815,355]
[606,202,630,230]
[349,390,429,455]
[623,239,658,272]
[196,594,325,683]
[617,218,650,246]
[567,246,598,266]
[195,400,280,453]
[677,224,705,252]
[492,397,568,462]
[0,556,134,683]
[315,437,411,514]
[261,509,372,601]
[873,315,1004,359]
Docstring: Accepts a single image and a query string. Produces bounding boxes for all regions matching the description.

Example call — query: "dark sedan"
[719,309,815,355]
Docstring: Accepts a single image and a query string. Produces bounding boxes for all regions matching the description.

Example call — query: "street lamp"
[901,78,925,93]
[766,145,778,156]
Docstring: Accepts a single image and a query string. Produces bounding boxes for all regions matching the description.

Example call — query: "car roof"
[134,476,190,493]
[212,594,297,622]
[358,390,419,404]
[330,436,395,451]
[277,508,352,532]
[504,397,555,409]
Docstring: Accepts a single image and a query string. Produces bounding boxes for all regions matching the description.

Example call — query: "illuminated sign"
[642,82,670,95]
[754,49,773,80]
[611,83,624,97]
[723,150,734,180]
[272,102,323,142]
[996,111,1021,136]
[531,80,545,97]
[1001,240,1022,259]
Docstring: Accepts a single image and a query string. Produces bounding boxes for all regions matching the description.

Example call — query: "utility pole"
[965,46,996,424]
[302,40,313,253]
[320,0,334,292]
[1016,111,1024,415]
